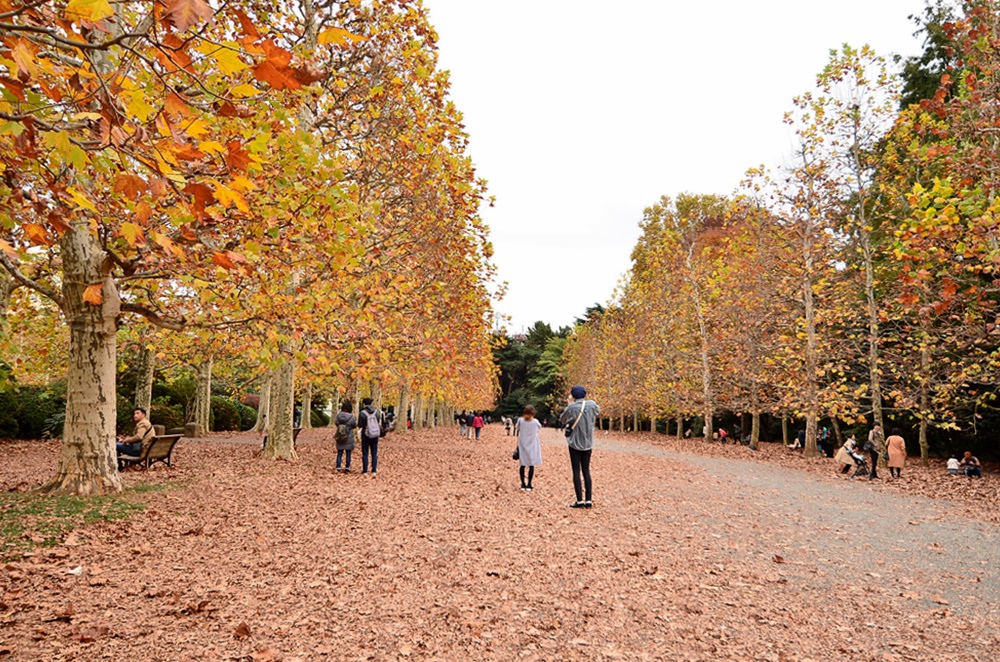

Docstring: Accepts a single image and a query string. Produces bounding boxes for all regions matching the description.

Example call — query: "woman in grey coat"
[334,401,357,472]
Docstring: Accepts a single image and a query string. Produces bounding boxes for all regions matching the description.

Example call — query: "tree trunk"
[919,339,931,466]
[750,411,760,451]
[397,384,410,434]
[251,373,271,433]
[370,380,382,412]
[263,359,297,460]
[301,381,313,429]
[862,231,885,443]
[192,356,212,436]
[134,344,154,414]
[677,416,684,441]
[412,394,423,430]
[802,259,819,457]
[633,408,639,433]
[781,415,789,446]
[41,224,122,496]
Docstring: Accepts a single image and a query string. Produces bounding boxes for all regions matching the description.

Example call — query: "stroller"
[850,450,869,478]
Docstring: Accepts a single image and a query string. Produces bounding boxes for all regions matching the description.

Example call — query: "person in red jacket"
[472,412,485,440]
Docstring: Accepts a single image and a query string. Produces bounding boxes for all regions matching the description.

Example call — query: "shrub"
[116,396,137,435]
[0,386,66,439]
[210,396,242,432]
[149,398,185,431]
[310,408,329,428]
[236,402,258,431]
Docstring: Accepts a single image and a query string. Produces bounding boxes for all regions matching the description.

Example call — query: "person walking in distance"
[472,411,485,440]
[359,397,384,476]
[865,423,884,481]
[515,405,543,491]
[560,385,600,509]
[886,427,906,479]
[465,410,475,439]
[458,410,468,438]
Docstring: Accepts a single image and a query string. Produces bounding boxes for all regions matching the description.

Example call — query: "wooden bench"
[120,434,182,470]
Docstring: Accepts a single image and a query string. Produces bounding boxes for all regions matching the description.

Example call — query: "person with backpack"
[465,411,475,439]
[359,397,384,476]
[560,385,600,509]
[334,401,357,472]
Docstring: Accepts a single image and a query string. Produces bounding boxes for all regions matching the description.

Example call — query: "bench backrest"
[145,435,182,461]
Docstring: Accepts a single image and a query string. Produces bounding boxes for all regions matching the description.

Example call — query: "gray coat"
[334,411,357,451]
[559,399,600,451]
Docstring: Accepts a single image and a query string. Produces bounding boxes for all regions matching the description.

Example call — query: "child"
[504,416,512,436]
[947,455,960,475]
[516,405,543,491]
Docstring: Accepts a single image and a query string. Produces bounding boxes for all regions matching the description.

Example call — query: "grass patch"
[0,480,178,560]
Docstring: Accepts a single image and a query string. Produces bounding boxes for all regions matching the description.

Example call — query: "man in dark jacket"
[359,398,383,476]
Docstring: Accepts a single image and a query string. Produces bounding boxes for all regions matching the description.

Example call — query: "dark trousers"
[361,435,379,473]
[868,451,879,479]
[336,449,352,469]
[520,465,534,487]
[569,447,593,502]
[116,442,140,469]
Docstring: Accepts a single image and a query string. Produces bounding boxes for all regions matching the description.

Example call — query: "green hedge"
[310,408,329,428]
[210,396,242,432]
[149,398,185,431]
[0,386,66,439]
[236,402,258,431]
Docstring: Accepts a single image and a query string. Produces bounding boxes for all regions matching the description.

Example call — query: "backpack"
[335,420,350,444]
[364,409,382,438]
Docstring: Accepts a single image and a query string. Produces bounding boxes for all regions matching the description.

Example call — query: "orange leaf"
[113,174,146,201]
[183,183,214,219]
[253,61,302,91]
[164,0,213,32]
[155,35,193,74]
[164,92,195,118]
[226,140,251,171]
[82,283,103,305]
[212,252,235,269]
[135,200,153,224]
[232,9,260,40]
[0,238,17,257]
[23,223,53,246]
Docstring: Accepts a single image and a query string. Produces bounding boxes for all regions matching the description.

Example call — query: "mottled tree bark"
[396,384,410,434]
[192,356,212,436]
[41,224,122,496]
[134,344,155,415]
[301,381,313,429]
[251,373,271,433]
[263,359,297,460]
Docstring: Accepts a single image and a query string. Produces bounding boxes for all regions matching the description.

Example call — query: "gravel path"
[582,433,1000,618]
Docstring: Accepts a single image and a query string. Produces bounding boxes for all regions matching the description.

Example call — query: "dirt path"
[1,426,996,661]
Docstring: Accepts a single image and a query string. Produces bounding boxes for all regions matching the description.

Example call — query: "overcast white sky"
[424,0,927,332]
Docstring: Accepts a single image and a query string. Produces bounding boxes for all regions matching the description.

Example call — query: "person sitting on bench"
[117,408,154,471]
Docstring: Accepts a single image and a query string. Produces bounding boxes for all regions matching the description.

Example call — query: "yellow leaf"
[230,83,262,98]
[82,283,103,306]
[198,140,226,156]
[0,238,16,257]
[119,222,145,247]
[211,180,249,212]
[183,119,211,139]
[229,175,256,193]
[126,90,156,122]
[151,231,183,258]
[65,0,114,21]
[72,112,103,121]
[318,27,364,46]
[197,43,248,76]
[66,187,96,212]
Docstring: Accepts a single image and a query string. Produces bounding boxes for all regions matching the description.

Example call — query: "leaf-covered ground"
[1,426,997,660]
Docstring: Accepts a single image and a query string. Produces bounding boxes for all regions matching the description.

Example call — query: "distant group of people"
[829,422,984,481]
[456,410,486,439]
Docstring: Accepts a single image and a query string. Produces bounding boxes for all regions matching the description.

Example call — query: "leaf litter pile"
[1,426,997,660]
